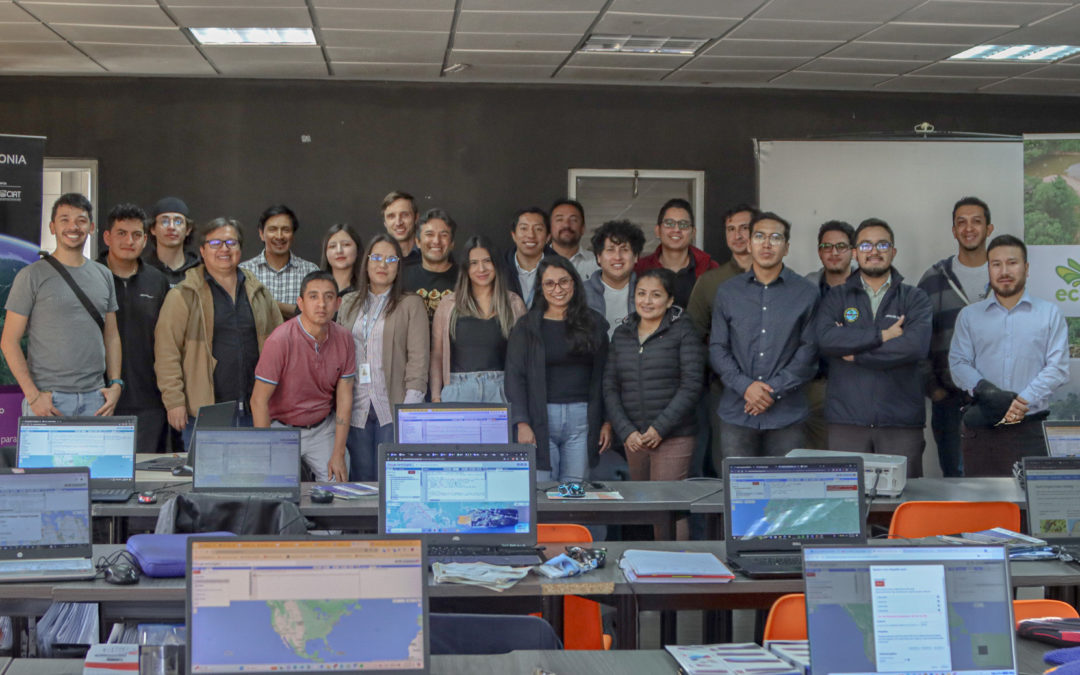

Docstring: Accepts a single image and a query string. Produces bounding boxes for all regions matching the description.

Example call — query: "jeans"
[440,371,507,403]
[182,408,254,450]
[719,420,806,458]
[931,393,964,477]
[23,390,105,416]
[539,402,589,483]
[346,411,394,482]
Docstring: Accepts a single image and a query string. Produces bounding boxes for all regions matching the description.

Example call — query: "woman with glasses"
[320,223,363,296]
[430,236,526,403]
[505,257,611,483]
[337,234,429,480]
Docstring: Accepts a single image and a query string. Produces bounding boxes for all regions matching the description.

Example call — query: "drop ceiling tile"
[166,0,306,6]
[0,41,104,72]
[313,0,451,8]
[20,3,173,27]
[332,62,441,79]
[862,22,1014,44]
[329,42,445,62]
[993,5,1080,43]
[980,77,1080,94]
[896,1,1066,25]
[557,65,670,81]
[217,61,328,77]
[592,13,738,38]
[0,4,40,21]
[756,0,923,22]
[728,19,879,42]
[167,6,311,28]
[0,21,61,41]
[705,39,841,58]
[446,64,555,80]
[829,41,967,61]
[453,32,581,51]
[463,0,605,10]
[874,74,1004,91]
[608,0,761,18]
[665,68,785,84]
[52,24,189,45]
[321,29,444,49]
[78,43,215,74]
[768,70,895,89]
[568,52,690,68]
[689,55,809,70]
[912,59,1043,76]
[456,10,596,33]
[799,57,927,74]
[315,8,452,32]
[201,44,324,64]
[1021,63,1080,79]
[449,49,566,66]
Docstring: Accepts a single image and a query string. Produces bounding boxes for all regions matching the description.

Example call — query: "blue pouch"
[126,532,235,577]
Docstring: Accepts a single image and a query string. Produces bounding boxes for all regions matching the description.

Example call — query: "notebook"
[0,467,97,582]
[187,535,428,675]
[394,403,511,444]
[803,545,1017,675]
[379,443,543,565]
[723,456,866,578]
[17,416,136,502]
[191,427,302,503]
[1043,421,1080,458]
[136,400,237,472]
[1024,455,1080,555]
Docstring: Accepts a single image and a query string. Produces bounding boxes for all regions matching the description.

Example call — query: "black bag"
[39,252,104,331]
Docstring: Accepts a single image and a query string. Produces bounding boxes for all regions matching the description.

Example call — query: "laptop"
[1042,421,1080,458]
[394,403,511,444]
[803,544,1017,675]
[17,416,137,502]
[0,467,97,582]
[379,443,544,566]
[187,534,428,674]
[136,400,238,473]
[1023,455,1080,557]
[191,427,302,503]
[722,456,867,578]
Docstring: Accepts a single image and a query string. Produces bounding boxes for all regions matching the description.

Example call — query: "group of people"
[1,190,1069,504]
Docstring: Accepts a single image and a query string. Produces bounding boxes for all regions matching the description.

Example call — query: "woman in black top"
[505,257,611,482]
[320,223,363,296]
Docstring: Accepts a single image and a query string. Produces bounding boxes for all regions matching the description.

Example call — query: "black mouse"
[137,491,157,504]
[171,465,192,477]
[104,562,139,585]
[309,487,334,504]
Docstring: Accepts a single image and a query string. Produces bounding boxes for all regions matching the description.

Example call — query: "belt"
[274,413,332,430]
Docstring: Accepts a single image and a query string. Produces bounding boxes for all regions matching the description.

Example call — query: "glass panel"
[574,175,695,254]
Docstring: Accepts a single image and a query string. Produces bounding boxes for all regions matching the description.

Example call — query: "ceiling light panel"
[949,44,1080,61]
[581,34,708,55]
[191,28,316,45]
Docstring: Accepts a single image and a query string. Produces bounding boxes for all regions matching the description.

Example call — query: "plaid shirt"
[239,250,320,304]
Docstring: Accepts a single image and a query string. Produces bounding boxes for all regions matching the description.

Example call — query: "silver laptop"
[191,427,302,503]
[393,403,512,444]
[803,544,1017,675]
[1043,421,1080,458]
[187,534,429,674]
[1024,455,1080,556]
[17,416,136,502]
[0,467,96,582]
[723,456,867,578]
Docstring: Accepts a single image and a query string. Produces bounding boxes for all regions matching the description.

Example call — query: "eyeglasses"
[205,239,239,250]
[542,277,573,291]
[818,242,851,253]
[751,232,787,245]
[368,254,400,264]
[156,216,186,227]
[857,241,894,253]
[661,219,693,230]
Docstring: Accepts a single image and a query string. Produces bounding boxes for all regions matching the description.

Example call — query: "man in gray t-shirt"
[1,193,122,417]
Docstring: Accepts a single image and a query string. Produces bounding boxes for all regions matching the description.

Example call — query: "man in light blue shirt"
[950,234,1069,476]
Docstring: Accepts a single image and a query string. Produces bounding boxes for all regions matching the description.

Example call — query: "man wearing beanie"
[145,196,200,286]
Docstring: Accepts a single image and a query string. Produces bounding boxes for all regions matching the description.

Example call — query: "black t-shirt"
[542,319,592,403]
[402,263,457,319]
[450,316,507,372]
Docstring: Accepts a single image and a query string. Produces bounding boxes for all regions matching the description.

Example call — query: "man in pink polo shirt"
[252,271,355,481]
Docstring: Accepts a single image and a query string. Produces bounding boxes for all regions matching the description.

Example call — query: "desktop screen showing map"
[396,407,509,444]
[1025,459,1080,539]
[17,420,135,480]
[727,463,861,540]
[189,538,426,674]
[803,546,1016,675]
[193,429,300,489]
[384,449,531,535]
[0,471,90,552]
[1045,426,1080,457]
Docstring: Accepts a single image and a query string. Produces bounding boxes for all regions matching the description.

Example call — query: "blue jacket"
[815,269,932,428]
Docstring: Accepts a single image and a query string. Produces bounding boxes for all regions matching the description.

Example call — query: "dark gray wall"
[0,76,1077,262]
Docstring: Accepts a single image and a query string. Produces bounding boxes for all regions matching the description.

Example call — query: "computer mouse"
[104,562,139,585]
[137,491,157,504]
[171,465,192,477]
[309,487,334,504]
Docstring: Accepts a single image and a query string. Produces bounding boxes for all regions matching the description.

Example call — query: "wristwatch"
[108,378,124,389]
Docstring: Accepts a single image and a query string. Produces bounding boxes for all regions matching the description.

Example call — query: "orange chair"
[888,501,1021,539]
[1013,599,1079,626]
[536,523,612,650]
[763,593,807,641]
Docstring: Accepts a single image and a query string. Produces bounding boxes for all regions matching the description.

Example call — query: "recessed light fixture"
[582,34,708,56]
[190,27,316,46]
[949,44,1080,62]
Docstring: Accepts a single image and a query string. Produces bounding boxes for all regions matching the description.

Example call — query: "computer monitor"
[17,416,136,489]
[393,403,511,444]
[191,427,301,495]
[803,545,1017,675]
[0,467,92,561]
[187,535,428,674]
[1043,421,1080,458]
[1024,456,1080,540]
[379,443,536,546]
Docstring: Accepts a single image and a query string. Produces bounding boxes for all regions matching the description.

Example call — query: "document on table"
[619,549,734,583]
[665,643,801,675]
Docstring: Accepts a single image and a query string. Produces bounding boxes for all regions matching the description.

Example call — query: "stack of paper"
[36,602,99,657]
[619,549,734,583]
[765,640,810,675]
[431,561,530,591]
[665,643,801,675]
[314,483,378,499]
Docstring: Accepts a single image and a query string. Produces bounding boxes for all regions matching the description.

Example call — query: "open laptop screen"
[0,468,91,559]
[1024,456,1080,539]
[17,416,135,482]
[380,444,535,545]
[188,536,428,675]
[803,545,1016,675]
[192,428,301,490]
[394,404,511,444]
[1043,422,1080,458]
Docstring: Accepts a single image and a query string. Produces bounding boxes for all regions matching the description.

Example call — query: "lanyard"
[358,293,388,357]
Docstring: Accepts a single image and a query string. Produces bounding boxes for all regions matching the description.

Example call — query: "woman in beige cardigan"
[430,235,526,403]
[337,234,428,480]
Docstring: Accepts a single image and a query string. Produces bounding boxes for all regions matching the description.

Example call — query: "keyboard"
[428,544,544,566]
[0,557,95,581]
[92,488,134,503]
[198,491,298,502]
[741,554,803,567]
[135,457,185,471]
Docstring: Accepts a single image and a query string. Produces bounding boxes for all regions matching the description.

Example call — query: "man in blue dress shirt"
[950,234,1069,476]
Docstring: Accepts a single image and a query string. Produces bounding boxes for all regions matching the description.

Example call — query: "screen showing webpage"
[1026,458,1080,539]
[18,420,135,479]
[0,471,89,552]
[727,463,861,541]
[396,406,509,444]
[193,429,300,489]
[384,448,531,535]
[803,546,1016,675]
[1045,426,1080,458]
[189,538,425,673]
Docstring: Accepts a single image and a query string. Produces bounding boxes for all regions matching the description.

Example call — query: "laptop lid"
[393,403,511,444]
[191,427,301,497]
[723,456,866,556]
[17,416,136,489]
[0,467,92,562]
[1023,455,1080,541]
[187,534,428,675]
[378,443,536,546]
[185,400,238,467]
[1042,421,1080,458]
[803,544,1017,675]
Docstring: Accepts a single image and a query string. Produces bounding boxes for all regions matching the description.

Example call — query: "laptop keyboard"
[91,488,134,502]
[428,545,543,566]
[0,558,94,577]
[742,553,803,568]
[200,491,297,502]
